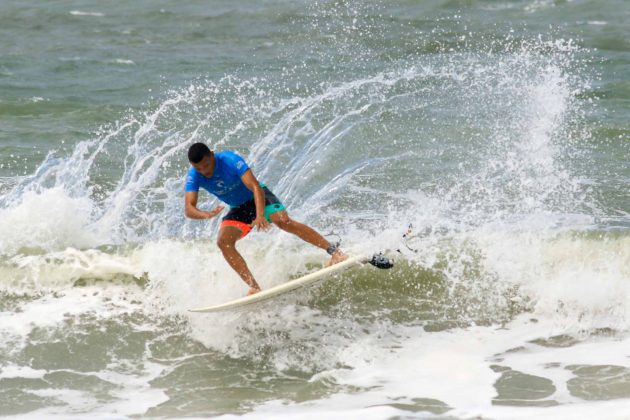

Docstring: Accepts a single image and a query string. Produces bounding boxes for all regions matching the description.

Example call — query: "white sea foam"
[0,187,106,255]
[69,11,105,17]
[112,59,136,65]
[213,314,630,419]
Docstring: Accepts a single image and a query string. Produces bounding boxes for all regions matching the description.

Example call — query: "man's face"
[192,154,214,177]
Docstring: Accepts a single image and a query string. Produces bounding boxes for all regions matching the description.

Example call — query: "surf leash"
[324,231,342,255]
[397,223,419,254]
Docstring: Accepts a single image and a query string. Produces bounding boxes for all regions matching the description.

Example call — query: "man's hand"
[251,216,271,232]
[205,205,225,218]
[185,192,225,220]
[240,170,270,232]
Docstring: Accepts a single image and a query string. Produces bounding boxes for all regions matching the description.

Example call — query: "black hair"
[188,143,212,163]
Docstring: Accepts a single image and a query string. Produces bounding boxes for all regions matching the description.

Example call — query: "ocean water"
[0,0,629,418]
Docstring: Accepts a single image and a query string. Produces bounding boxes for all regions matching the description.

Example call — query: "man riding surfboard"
[184,143,347,295]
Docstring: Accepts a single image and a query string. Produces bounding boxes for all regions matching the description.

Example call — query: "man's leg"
[217,226,261,295]
[269,211,347,265]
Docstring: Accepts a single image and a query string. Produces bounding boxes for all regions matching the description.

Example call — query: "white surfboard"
[189,255,368,313]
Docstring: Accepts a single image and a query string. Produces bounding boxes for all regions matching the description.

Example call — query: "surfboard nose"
[369,253,394,269]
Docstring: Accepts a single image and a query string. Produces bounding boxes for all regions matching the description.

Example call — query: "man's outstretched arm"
[185,191,224,219]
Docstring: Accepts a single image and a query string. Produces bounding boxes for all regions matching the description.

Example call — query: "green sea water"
[0,0,628,418]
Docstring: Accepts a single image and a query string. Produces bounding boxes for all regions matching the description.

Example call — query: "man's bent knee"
[217,237,233,252]
[270,211,291,228]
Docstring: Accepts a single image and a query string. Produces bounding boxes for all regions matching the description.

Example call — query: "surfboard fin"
[369,253,394,269]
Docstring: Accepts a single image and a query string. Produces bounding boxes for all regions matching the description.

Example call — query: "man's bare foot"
[327,249,348,267]
[247,287,261,296]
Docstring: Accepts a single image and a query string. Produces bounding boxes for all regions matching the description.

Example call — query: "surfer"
[184,143,347,296]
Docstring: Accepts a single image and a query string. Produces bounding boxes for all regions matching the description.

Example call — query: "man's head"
[188,142,214,177]
[188,142,211,163]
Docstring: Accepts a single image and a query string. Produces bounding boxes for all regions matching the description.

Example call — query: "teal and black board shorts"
[220,185,286,238]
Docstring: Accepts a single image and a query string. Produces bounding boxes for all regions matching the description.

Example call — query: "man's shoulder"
[185,166,200,191]
[185,166,200,183]
[216,150,243,160]
[186,166,198,177]
[216,150,248,173]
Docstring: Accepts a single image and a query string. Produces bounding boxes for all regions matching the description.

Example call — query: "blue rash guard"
[185,151,254,207]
